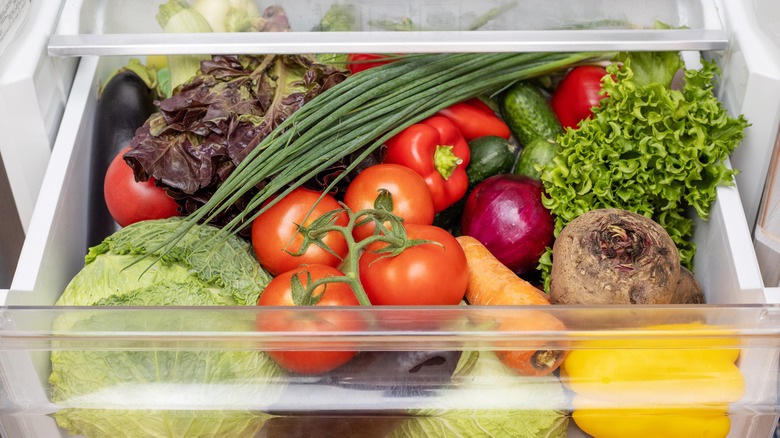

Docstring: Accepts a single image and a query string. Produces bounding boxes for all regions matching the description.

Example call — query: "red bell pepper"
[347,54,396,74]
[384,116,470,212]
[436,98,511,140]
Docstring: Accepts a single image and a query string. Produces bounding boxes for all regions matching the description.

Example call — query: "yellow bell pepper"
[571,403,732,438]
[562,322,745,438]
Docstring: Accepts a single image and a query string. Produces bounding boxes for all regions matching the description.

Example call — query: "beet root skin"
[550,208,680,305]
[669,266,705,304]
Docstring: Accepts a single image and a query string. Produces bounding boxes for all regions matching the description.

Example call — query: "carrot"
[456,235,550,306]
[456,235,568,376]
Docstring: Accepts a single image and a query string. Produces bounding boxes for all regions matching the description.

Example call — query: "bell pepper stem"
[434,145,463,180]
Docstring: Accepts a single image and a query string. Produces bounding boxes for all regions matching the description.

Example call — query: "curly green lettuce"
[540,53,749,289]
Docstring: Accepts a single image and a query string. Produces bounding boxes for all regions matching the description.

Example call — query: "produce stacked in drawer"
[51,1,750,437]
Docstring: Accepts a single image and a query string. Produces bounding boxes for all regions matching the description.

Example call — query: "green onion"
[160,51,613,251]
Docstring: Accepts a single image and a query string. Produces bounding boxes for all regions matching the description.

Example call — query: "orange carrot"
[456,235,550,306]
[456,235,568,376]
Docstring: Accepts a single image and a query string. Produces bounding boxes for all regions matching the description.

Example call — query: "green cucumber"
[499,81,563,146]
[514,137,561,180]
[434,135,516,235]
[466,135,516,187]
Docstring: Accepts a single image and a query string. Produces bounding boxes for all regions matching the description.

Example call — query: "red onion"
[461,174,554,275]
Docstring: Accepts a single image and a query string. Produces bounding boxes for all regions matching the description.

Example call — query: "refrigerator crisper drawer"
[2,1,780,438]
[4,60,777,436]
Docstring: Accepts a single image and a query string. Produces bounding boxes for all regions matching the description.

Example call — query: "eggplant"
[259,415,404,438]
[266,350,462,417]
[87,68,157,246]
[321,350,463,397]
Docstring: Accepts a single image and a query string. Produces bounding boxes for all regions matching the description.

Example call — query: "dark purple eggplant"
[320,350,463,397]
[258,415,404,438]
[265,350,462,417]
[87,68,157,246]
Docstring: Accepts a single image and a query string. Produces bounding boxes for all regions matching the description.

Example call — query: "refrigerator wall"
[0,0,78,287]
[739,0,780,287]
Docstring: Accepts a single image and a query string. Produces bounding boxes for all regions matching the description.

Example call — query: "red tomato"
[347,54,395,74]
[257,264,362,374]
[358,224,468,305]
[343,164,435,242]
[103,146,180,227]
[551,66,610,129]
[252,188,349,276]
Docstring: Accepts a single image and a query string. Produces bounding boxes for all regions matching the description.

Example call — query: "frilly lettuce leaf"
[615,23,685,88]
[540,54,749,288]
[123,55,347,235]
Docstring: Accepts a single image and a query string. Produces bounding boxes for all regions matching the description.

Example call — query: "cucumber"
[434,135,516,235]
[466,135,516,187]
[499,81,563,146]
[514,137,561,180]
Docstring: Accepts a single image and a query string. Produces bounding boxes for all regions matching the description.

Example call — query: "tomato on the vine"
[358,224,468,305]
[103,146,180,227]
[343,164,435,242]
[252,187,349,276]
[551,65,610,129]
[257,264,362,374]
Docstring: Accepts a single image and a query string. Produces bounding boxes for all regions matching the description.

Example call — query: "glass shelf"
[49,0,728,56]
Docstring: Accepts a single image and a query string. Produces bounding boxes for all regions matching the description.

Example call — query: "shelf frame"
[48,29,729,57]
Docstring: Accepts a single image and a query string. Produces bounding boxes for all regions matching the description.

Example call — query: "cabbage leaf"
[50,218,283,437]
[391,351,568,437]
[54,409,271,438]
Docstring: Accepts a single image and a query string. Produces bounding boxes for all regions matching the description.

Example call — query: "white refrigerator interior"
[0,0,779,437]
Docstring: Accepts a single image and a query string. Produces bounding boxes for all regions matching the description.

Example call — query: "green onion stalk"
[159,51,614,253]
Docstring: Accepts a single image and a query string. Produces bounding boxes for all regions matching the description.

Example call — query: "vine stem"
[293,202,427,306]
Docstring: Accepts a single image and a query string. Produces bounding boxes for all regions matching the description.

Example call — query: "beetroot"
[549,208,680,305]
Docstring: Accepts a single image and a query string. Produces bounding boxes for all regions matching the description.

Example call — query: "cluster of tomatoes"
[244,83,525,372]
[249,174,470,374]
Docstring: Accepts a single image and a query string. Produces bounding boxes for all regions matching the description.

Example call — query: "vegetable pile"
[124,54,348,233]
[540,52,748,278]
[56,3,754,436]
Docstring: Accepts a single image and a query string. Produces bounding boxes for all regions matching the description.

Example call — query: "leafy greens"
[123,55,347,233]
[50,218,283,437]
[54,409,272,438]
[390,350,568,437]
[540,52,749,288]
[56,217,271,306]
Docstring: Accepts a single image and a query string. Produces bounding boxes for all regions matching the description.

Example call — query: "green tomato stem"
[302,205,428,306]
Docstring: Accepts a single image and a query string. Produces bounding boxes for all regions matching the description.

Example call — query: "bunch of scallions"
[159,51,612,251]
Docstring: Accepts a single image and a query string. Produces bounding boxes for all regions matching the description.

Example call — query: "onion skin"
[461,174,554,275]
